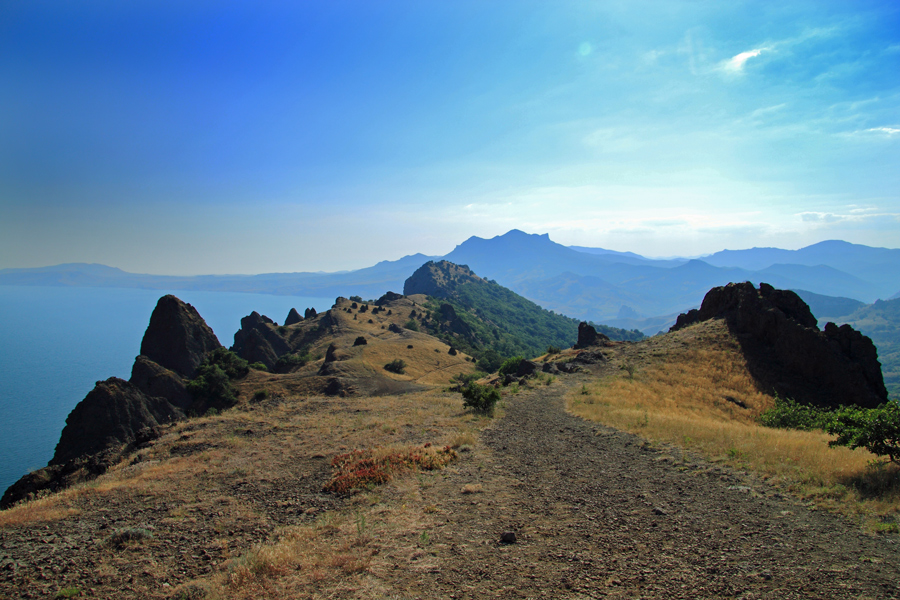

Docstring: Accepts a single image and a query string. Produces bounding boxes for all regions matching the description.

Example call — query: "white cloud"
[720,48,767,74]
[864,127,900,136]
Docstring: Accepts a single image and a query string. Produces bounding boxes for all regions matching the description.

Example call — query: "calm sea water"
[0,286,334,495]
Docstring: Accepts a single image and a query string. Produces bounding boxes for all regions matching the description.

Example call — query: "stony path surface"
[408,374,900,599]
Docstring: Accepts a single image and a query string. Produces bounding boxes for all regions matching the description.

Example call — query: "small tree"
[461,383,500,416]
[384,359,407,374]
[498,356,525,377]
[826,402,900,464]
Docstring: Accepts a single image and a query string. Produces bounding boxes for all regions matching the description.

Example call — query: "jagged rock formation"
[232,311,291,370]
[574,322,610,349]
[2,295,222,508]
[139,295,221,378]
[130,355,193,410]
[304,307,317,319]
[52,378,182,465]
[284,308,303,326]
[671,282,887,409]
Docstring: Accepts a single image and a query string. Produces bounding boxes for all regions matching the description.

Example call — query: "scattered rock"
[500,531,517,544]
[353,336,367,346]
[572,351,606,365]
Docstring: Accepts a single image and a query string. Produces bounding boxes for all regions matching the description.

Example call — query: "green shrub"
[274,353,308,372]
[384,359,407,374]
[546,345,561,355]
[461,383,501,415]
[187,364,236,408]
[249,361,268,371]
[498,356,526,377]
[205,347,249,379]
[252,389,269,401]
[758,396,832,431]
[404,319,419,332]
[475,349,504,374]
[825,402,900,464]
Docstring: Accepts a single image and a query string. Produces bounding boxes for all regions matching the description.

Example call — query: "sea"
[0,285,334,495]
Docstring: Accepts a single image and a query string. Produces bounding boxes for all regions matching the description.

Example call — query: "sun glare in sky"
[1,1,898,274]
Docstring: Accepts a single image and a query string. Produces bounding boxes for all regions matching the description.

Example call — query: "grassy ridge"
[567,319,900,532]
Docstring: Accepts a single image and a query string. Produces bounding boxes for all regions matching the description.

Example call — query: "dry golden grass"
[0,494,79,527]
[567,321,900,526]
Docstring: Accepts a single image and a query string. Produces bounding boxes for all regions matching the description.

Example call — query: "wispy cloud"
[721,48,768,73]
[798,209,900,224]
[864,127,900,135]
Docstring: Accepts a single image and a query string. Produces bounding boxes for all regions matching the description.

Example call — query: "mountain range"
[4,231,898,332]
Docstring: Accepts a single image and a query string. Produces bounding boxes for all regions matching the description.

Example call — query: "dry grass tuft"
[461,484,483,495]
[568,326,900,525]
[323,444,457,494]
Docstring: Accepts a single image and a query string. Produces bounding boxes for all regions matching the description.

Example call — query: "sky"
[1,0,898,275]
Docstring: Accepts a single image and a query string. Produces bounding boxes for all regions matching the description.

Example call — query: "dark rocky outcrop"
[376,291,404,305]
[574,322,610,349]
[51,378,182,466]
[139,295,221,378]
[3,294,221,508]
[130,355,193,410]
[403,261,483,299]
[670,282,887,409]
[304,307,318,319]
[514,360,540,377]
[284,308,303,326]
[232,312,291,370]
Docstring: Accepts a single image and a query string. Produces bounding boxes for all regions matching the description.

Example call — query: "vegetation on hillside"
[761,396,900,464]
[186,348,249,413]
[406,260,641,364]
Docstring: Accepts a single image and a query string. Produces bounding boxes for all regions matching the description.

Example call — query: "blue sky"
[1,0,898,274]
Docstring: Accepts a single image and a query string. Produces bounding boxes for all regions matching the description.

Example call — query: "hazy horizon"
[2,2,898,275]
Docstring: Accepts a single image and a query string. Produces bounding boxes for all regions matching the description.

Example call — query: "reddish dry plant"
[323,443,457,494]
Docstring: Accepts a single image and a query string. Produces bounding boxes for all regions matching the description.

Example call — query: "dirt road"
[407,373,900,599]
